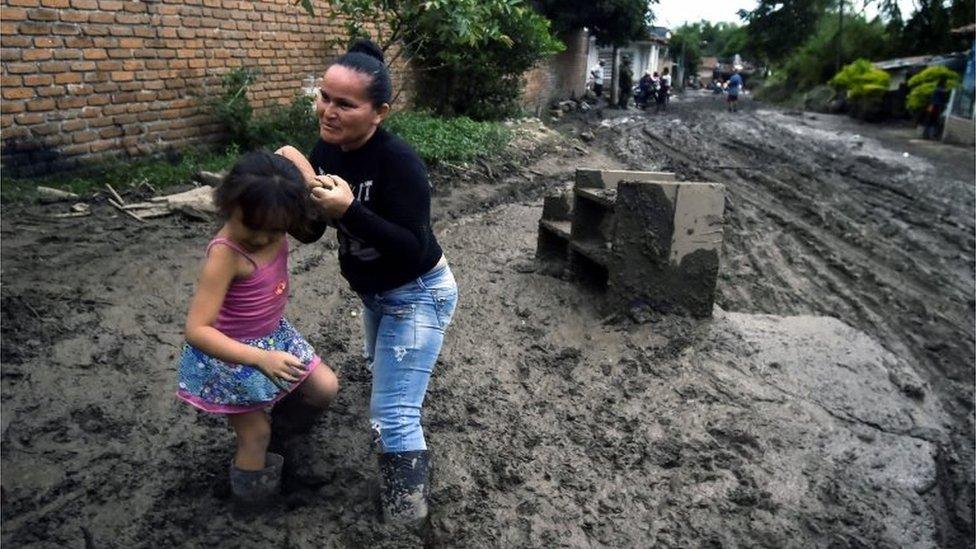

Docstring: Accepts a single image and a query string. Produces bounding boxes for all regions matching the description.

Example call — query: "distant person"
[176,151,339,509]
[590,60,606,99]
[656,67,671,113]
[923,77,950,139]
[636,71,654,109]
[727,67,743,112]
[617,57,633,109]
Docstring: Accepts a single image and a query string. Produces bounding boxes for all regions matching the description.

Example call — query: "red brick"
[15,112,45,124]
[90,139,118,152]
[26,8,58,21]
[118,37,142,48]
[61,119,87,131]
[6,63,37,74]
[53,23,81,35]
[73,130,98,143]
[86,94,110,105]
[132,26,155,38]
[1,7,28,20]
[62,143,91,155]
[108,25,133,37]
[88,12,113,23]
[115,13,145,24]
[22,49,52,61]
[8,0,42,7]
[92,82,118,93]
[88,115,113,127]
[19,21,51,34]
[84,24,108,36]
[70,0,98,7]
[66,83,93,95]
[58,96,86,108]
[54,73,82,84]
[54,49,82,60]
[60,11,89,23]
[123,1,146,11]
[64,36,92,47]
[98,0,121,9]
[1,101,27,114]
[22,74,52,86]
[38,61,69,72]
[3,36,31,47]
[36,85,66,97]
[70,60,96,71]
[3,87,35,100]
[83,48,107,59]
[41,0,70,7]
[31,122,60,135]
[1,75,23,86]
[121,60,143,70]
[108,49,132,59]
[27,98,56,111]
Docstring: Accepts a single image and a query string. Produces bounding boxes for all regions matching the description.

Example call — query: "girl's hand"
[309,174,354,219]
[256,350,307,388]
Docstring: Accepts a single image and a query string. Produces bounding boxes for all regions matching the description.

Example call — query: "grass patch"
[2,110,512,203]
[385,111,510,165]
[0,145,243,202]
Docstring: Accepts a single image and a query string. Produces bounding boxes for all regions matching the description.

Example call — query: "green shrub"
[384,111,510,165]
[905,66,961,113]
[210,67,317,151]
[829,59,890,100]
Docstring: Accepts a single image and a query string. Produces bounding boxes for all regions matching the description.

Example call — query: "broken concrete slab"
[609,180,725,317]
[575,168,676,189]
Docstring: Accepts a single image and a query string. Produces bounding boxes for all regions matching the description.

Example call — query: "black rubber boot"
[378,450,430,524]
[229,452,283,515]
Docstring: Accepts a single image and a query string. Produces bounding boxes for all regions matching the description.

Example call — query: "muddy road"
[2,95,974,548]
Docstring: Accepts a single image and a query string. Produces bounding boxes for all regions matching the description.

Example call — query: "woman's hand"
[255,350,307,388]
[310,174,355,219]
[275,146,320,189]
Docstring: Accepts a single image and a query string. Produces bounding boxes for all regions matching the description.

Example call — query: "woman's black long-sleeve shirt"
[307,127,443,295]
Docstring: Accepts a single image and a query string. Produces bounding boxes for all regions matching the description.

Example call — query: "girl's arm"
[185,245,306,384]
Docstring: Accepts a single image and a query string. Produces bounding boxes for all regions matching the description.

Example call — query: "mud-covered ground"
[2,94,973,548]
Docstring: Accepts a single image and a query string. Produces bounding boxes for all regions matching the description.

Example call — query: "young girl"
[176,150,339,505]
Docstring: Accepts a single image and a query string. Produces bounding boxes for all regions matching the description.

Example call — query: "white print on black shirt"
[358,180,373,202]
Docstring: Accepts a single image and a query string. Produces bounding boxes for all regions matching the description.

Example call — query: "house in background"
[943,23,975,145]
[522,25,671,113]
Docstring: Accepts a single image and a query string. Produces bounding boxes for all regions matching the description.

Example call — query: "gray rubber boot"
[378,450,430,524]
[229,452,283,513]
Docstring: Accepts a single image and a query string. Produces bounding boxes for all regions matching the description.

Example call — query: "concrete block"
[575,168,676,189]
[541,189,573,221]
[608,180,725,317]
[942,114,975,146]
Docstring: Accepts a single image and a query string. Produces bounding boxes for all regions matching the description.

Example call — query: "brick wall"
[521,28,588,115]
[0,0,409,176]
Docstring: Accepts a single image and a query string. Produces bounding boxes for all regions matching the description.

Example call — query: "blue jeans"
[360,263,458,453]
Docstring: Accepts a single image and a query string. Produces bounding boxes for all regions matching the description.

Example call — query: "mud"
[2,97,973,548]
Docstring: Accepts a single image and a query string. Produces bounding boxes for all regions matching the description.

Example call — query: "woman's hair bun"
[348,39,384,64]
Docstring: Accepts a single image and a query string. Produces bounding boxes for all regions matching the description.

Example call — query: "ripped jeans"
[360,263,458,453]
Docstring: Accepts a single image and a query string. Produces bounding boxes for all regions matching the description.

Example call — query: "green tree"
[906,65,961,112]
[737,0,832,63]
[308,0,563,119]
[536,0,656,46]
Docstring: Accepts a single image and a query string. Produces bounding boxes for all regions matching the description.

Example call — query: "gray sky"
[652,0,919,28]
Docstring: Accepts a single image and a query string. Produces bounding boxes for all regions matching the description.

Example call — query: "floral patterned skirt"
[176,318,321,414]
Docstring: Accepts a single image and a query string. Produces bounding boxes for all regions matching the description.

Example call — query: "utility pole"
[835,0,844,72]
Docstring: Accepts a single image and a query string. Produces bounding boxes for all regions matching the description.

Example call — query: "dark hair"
[334,39,392,107]
[213,150,310,232]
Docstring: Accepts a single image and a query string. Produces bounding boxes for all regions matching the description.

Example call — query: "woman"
[277,40,457,524]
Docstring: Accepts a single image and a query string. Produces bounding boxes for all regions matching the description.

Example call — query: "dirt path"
[570,92,975,546]
[1,97,973,548]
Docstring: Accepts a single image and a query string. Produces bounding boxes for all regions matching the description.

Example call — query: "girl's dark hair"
[334,39,392,107]
[213,150,310,232]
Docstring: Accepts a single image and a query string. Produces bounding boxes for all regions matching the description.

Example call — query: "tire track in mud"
[599,96,975,547]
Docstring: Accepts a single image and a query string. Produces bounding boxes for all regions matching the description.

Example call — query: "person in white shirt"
[590,61,605,98]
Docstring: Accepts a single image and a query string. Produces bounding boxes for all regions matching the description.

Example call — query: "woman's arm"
[185,245,306,384]
[275,146,330,243]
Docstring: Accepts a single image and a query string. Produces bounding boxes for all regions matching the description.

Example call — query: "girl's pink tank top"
[206,237,289,340]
